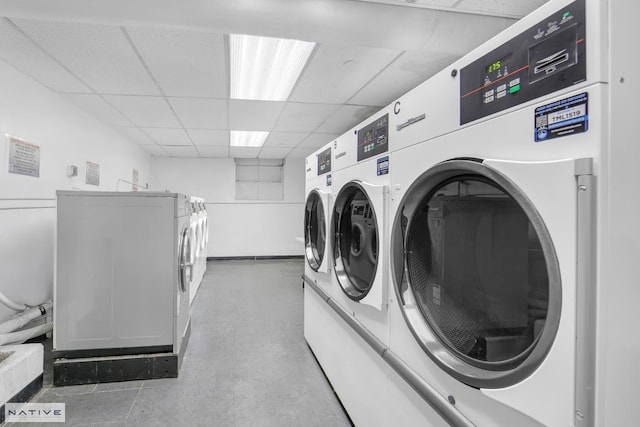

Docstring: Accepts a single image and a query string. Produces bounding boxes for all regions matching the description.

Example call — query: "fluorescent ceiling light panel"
[230,34,315,101]
[230,131,269,147]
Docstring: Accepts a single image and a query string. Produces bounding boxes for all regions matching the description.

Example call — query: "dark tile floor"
[7,259,351,427]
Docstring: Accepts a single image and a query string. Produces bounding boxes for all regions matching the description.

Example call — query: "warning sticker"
[377,156,389,176]
[535,92,588,142]
[8,136,40,178]
[85,161,100,186]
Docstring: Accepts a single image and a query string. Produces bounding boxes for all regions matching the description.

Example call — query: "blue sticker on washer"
[326,173,332,186]
[535,92,588,142]
[377,156,389,176]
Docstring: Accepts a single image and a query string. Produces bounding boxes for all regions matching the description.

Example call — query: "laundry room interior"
[0,0,638,426]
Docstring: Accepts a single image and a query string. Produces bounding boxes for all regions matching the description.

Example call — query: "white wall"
[0,62,152,324]
[151,157,305,257]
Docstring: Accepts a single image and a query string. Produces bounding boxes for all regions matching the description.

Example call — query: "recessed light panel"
[230,34,315,101]
[230,130,269,147]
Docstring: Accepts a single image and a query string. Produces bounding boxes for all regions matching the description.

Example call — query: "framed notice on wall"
[8,136,40,178]
[85,161,100,186]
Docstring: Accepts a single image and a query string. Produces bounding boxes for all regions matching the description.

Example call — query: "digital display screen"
[317,146,331,175]
[485,53,513,75]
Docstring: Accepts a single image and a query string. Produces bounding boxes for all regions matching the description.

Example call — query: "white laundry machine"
[330,106,392,341]
[303,142,333,291]
[305,0,640,426]
[189,196,206,304]
[54,191,193,385]
[384,0,615,425]
[303,142,336,397]
[303,107,397,427]
[200,200,208,274]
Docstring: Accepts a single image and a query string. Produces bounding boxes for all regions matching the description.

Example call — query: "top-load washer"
[383,0,622,425]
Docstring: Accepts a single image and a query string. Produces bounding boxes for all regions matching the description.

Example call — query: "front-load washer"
[330,106,392,341]
[304,142,333,292]
[383,0,615,425]
[303,106,397,427]
[54,191,192,383]
[303,142,335,389]
[200,200,208,276]
[189,196,204,304]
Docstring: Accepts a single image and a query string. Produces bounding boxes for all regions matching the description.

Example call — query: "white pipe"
[0,322,52,345]
[0,301,52,334]
[116,178,148,191]
[0,291,27,312]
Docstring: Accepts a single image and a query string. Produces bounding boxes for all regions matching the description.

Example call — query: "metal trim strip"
[574,159,596,427]
[303,274,476,427]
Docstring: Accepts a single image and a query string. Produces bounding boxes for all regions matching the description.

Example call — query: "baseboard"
[207,255,304,261]
[53,321,192,387]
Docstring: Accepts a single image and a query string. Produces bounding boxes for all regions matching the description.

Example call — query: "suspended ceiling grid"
[0,0,548,159]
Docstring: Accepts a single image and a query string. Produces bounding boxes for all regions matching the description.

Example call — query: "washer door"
[305,189,329,272]
[333,181,382,302]
[391,159,562,389]
[178,225,193,293]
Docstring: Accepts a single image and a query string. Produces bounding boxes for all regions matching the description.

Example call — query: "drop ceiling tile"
[349,50,458,106]
[316,105,380,134]
[125,27,227,98]
[230,147,260,158]
[187,129,229,146]
[116,127,155,145]
[196,146,229,157]
[259,147,293,159]
[289,44,400,104]
[229,100,285,131]
[273,103,340,133]
[103,95,180,127]
[168,98,228,129]
[12,20,160,95]
[287,147,317,158]
[455,0,548,17]
[142,128,192,146]
[164,145,198,157]
[297,133,340,149]
[263,132,310,148]
[138,144,169,156]
[0,19,91,93]
[62,94,133,126]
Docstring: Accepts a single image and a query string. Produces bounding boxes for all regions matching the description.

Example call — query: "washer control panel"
[460,0,586,125]
[317,146,331,176]
[357,113,388,162]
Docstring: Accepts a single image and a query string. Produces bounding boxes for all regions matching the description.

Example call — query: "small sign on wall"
[7,136,40,178]
[85,161,100,186]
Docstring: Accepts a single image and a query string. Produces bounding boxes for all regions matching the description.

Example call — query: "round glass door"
[305,190,327,271]
[178,225,193,293]
[391,160,561,388]
[333,182,379,301]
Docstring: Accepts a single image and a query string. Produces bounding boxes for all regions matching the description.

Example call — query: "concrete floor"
[9,259,352,426]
